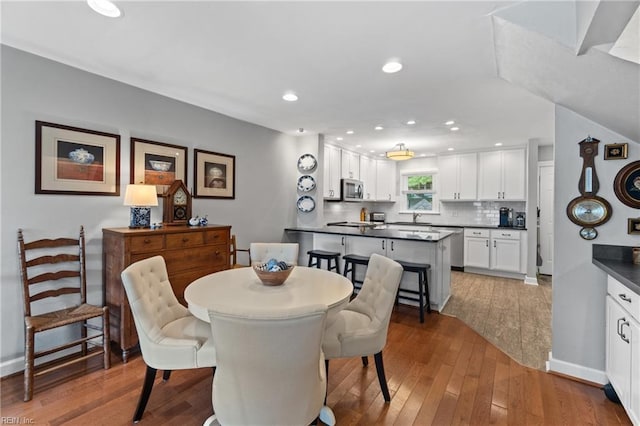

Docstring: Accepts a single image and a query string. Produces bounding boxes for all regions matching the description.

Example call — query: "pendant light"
[386,143,414,161]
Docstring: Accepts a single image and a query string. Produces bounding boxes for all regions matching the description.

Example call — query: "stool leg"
[424,269,431,314]
[418,272,425,323]
[335,258,341,274]
[308,255,313,267]
[316,258,321,269]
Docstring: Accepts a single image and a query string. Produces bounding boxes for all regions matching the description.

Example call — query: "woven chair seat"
[26,303,106,332]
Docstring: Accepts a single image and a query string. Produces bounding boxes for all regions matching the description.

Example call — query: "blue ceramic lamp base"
[129,207,152,229]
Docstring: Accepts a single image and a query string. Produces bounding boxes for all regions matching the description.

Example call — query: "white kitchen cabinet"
[341,150,360,180]
[375,159,396,202]
[323,144,342,200]
[490,229,521,272]
[360,156,376,201]
[464,228,525,275]
[606,276,640,426]
[438,152,477,201]
[477,149,526,201]
[463,228,490,268]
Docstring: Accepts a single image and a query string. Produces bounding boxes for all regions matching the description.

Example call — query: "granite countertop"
[285,225,454,242]
[592,244,640,294]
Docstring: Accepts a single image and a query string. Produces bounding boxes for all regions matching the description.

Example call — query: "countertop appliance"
[499,207,513,227]
[341,178,363,202]
[514,212,526,229]
[369,212,386,223]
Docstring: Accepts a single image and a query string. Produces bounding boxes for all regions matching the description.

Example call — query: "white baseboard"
[547,351,608,385]
[1,356,24,378]
[524,275,539,285]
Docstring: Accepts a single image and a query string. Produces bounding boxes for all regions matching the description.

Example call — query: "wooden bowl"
[253,265,294,286]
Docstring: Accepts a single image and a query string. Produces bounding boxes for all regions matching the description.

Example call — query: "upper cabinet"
[341,150,360,180]
[323,144,342,200]
[375,159,396,202]
[438,153,477,201]
[477,148,526,201]
[360,155,376,201]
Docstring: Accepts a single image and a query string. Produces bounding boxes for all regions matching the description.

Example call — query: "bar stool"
[342,254,370,296]
[307,250,341,274]
[395,260,431,323]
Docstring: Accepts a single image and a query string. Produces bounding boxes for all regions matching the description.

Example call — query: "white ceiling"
[2,1,638,158]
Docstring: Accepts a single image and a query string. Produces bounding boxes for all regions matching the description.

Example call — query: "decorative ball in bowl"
[148,160,172,171]
[253,259,294,286]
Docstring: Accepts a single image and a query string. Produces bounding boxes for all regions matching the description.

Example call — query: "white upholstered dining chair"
[205,304,336,426]
[120,255,216,423]
[249,242,299,266]
[322,253,403,402]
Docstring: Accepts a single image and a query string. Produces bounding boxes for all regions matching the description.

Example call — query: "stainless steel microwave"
[341,178,364,202]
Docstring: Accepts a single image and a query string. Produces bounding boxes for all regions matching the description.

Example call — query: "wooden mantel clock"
[162,180,192,225]
[566,136,612,240]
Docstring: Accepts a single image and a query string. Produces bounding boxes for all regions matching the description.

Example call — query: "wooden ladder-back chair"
[230,234,250,268]
[17,226,110,402]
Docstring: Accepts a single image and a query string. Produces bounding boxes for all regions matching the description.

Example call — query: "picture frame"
[614,160,640,209]
[194,149,235,199]
[628,218,640,235]
[131,137,188,195]
[36,120,120,195]
[604,143,628,160]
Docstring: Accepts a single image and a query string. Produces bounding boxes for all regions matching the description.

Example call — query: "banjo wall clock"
[566,136,612,240]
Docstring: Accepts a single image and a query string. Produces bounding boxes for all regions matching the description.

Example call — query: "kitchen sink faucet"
[413,212,422,223]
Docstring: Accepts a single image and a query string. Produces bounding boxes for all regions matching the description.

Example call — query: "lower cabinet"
[463,228,525,274]
[606,276,640,426]
[312,233,451,311]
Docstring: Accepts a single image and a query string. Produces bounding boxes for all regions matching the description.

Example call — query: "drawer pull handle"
[618,294,632,303]
[502,233,511,237]
[620,320,630,344]
[144,239,151,244]
[182,238,189,243]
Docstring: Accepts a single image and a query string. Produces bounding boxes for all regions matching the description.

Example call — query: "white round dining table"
[185,266,354,323]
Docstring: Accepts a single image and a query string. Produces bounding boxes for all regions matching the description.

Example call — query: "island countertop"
[592,244,640,295]
[285,225,454,242]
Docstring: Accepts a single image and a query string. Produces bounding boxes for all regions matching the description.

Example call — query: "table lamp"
[123,184,158,228]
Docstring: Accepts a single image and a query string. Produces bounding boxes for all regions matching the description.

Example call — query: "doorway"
[538,161,554,275]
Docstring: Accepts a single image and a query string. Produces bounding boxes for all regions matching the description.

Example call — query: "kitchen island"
[285,225,453,312]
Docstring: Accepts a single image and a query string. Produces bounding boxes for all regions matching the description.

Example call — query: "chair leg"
[374,352,391,402]
[162,370,171,381]
[103,307,111,369]
[24,326,35,402]
[324,359,330,404]
[81,319,88,356]
[361,356,368,367]
[133,366,157,423]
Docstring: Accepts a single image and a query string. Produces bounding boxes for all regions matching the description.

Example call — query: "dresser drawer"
[166,232,205,249]
[164,246,228,273]
[130,235,164,252]
[608,275,640,320]
[205,229,228,245]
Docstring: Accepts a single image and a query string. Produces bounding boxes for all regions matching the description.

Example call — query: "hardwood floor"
[1,307,631,425]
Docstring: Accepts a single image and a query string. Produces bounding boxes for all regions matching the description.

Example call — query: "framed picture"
[36,121,120,195]
[194,149,235,199]
[614,160,640,208]
[628,218,640,235]
[131,137,188,195]
[604,143,628,160]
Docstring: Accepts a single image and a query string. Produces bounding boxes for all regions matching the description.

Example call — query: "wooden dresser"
[102,225,231,361]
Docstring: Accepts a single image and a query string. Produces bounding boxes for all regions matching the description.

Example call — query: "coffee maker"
[514,212,526,229]
[499,207,513,227]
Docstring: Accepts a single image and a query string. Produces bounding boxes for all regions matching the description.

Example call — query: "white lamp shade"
[386,143,414,161]
[124,184,158,207]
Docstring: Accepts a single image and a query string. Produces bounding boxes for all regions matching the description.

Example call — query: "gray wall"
[551,105,639,383]
[0,46,317,374]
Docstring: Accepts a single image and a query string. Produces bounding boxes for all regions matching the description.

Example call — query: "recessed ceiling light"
[448,147,455,151]
[336,137,343,141]
[375,126,384,131]
[382,60,403,74]
[445,120,455,126]
[282,92,298,102]
[370,150,376,153]
[495,142,503,146]
[420,154,427,157]
[346,130,354,135]
[406,120,416,125]
[356,144,362,148]
[87,0,121,17]
[450,127,459,131]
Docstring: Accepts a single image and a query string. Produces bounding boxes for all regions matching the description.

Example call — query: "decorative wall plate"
[613,160,640,209]
[296,195,315,212]
[297,175,316,192]
[297,154,317,172]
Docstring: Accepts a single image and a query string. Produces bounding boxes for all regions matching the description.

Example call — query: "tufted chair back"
[250,242,299,266]
[121,255,215,369]
[207,304,334,426]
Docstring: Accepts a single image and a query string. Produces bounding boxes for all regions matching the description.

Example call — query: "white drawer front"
[464,228,490,238]
[490,230,521,240]
[608,275,640,321]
